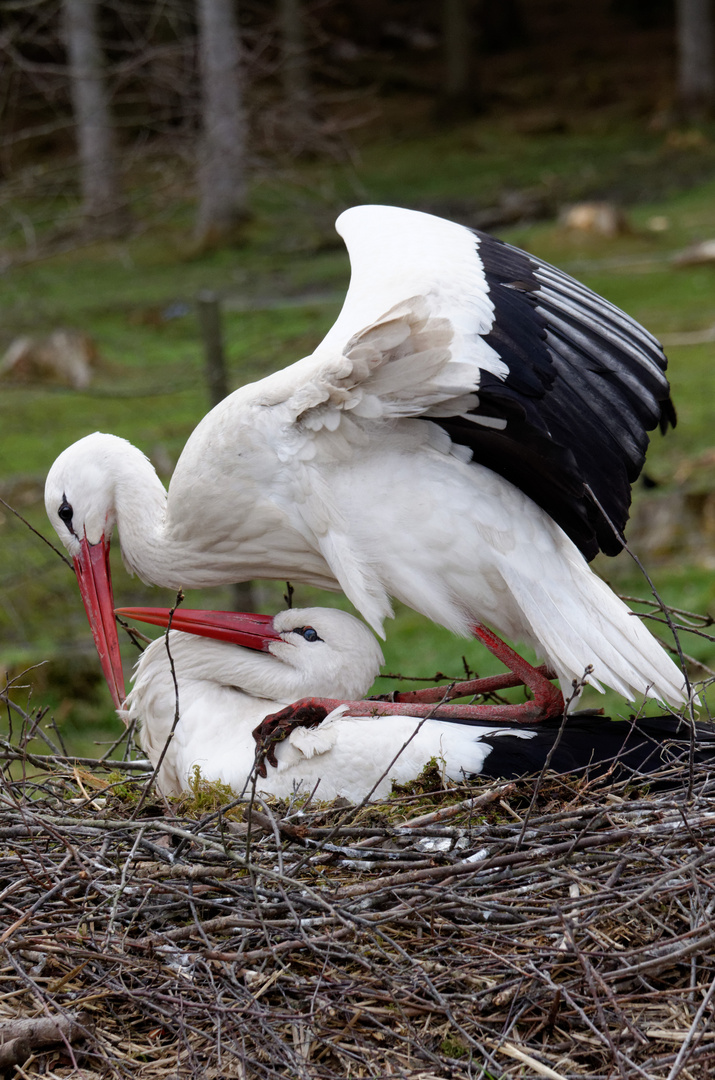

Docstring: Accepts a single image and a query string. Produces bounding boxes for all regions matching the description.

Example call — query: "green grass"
[2,118,715,753]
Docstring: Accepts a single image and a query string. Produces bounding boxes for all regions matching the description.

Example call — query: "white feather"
[125,607,534,800]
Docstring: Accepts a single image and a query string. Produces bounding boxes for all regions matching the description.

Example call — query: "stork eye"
[294,625,321,643]
[58,499,74,527]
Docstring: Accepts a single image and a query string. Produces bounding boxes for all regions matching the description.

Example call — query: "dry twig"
[0,694,713,1079]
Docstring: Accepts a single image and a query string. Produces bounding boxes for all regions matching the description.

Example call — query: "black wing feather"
[432,231,675,561]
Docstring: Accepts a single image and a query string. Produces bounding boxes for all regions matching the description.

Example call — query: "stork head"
[117,605,385,701]
[45,432,159,710]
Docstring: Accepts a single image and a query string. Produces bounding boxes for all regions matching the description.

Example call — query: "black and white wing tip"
[434,227,675,560]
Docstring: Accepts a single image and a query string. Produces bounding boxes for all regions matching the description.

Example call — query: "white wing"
[171,203,674,634]
[279,205,509,431]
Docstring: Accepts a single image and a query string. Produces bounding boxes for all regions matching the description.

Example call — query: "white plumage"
[122,605,711,802]
[45,204,687,712]
[122,607,535,799]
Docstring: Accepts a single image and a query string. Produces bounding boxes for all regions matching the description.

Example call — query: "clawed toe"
[252,700,329,776]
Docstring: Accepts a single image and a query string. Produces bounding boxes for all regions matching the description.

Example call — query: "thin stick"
[0,496,73,568]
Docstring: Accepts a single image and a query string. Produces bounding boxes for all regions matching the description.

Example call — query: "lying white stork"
[120,605,708,801]
[45,204,687,715]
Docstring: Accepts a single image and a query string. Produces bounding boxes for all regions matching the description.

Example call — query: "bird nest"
[1,705,715,1080]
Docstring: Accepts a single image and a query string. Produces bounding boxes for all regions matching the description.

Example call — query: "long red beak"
[115,607,282,651]
[73,536,126,709]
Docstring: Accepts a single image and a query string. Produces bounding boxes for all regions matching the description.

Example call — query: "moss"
[440,1035,468,1058]
[104,770,141,802]
[391,757,448,797]
[175,765,238,816]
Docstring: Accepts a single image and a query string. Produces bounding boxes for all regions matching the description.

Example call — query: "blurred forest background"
[1,0,715,755]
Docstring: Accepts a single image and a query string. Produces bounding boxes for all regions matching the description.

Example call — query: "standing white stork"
[120,605,708,800]
[45,204,687,714]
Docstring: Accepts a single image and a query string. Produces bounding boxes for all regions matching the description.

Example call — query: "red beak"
[73,536,126,709]
[115,607,282,651]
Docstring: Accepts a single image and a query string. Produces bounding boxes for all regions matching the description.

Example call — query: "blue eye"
[294,625,320,642]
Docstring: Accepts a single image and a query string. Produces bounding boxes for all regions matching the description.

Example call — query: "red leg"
[375,624,563,720]
[378,663,557,705]
[254,687,562,739]
[253,626,565,774]
[471,623,565,721]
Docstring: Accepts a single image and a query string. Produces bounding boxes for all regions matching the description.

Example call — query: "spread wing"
[283,204,675,561]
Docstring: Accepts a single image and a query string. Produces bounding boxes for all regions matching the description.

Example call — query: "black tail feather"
[473,714,715,788]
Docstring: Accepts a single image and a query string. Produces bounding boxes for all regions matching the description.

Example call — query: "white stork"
[45,204,687,715]
[120,605,708,800]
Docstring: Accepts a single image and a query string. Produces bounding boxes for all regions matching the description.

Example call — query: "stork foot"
[253,701,329,777]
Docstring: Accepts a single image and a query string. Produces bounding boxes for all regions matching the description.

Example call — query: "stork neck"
[113,454,170,585]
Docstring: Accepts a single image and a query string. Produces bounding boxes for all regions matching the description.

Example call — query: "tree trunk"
[440,0,480,117]
[195,0,248,248]
[62,0,124,233]
[279,0,312,124]
[676,0,715,119]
